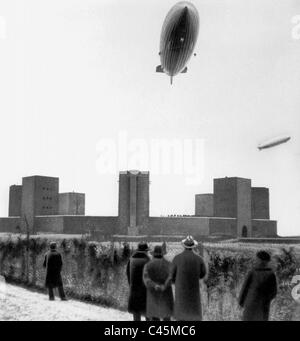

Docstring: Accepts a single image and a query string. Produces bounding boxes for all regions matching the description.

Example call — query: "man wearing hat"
[126,242,150,321]
[238,250,277,321]
[171,235,207,321]
[43,241,67,301]
[143,245,174,321]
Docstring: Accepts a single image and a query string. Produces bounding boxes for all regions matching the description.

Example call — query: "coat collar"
[254,265,272,271]
[132,251,149,259]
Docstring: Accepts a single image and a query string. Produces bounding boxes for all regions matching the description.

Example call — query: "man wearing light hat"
[171,235,207,321]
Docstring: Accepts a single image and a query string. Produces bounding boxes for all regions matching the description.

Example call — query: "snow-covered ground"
[0,283,131,321]
[0,281,298,321]
[292,304,300,321]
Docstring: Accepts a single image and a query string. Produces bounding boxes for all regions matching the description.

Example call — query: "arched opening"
[242,225,248,238]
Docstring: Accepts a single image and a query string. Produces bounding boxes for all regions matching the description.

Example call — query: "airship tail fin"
[181,67,188,73]
[170,76,173,85]
[156,65,164,73]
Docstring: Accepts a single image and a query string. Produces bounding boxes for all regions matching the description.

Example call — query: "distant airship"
[258,136,291,150]
[156,2,199,84]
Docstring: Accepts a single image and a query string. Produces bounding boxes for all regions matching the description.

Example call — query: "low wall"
[31,216,119,235]
[62,216,118,234]
[147,217,210,237]
[209,218,237,236]
[238,238,300,244]
[35,216,65,234]
[252,219,277,237]
[0,217,21,233]
[0,214,277,239]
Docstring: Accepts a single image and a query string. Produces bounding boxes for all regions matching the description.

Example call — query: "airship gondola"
[156,2,199,84]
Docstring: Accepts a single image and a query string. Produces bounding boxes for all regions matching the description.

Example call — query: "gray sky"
[0,0,299,236]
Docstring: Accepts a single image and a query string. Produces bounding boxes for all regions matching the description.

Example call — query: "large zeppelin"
[156,2,199,84]
[258,136,291,150]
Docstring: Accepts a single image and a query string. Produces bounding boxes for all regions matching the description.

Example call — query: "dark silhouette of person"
[126,242,150,321]
[143,245,174,321]
[171,235,207,321]
[43,242,67,301]
[238,250,277,321]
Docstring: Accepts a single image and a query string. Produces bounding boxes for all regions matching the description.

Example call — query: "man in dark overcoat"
[126,242,150,321]
[171,235,207,321]
[43,242,67,301]
[238,250,277,321]
[143,245,174,321]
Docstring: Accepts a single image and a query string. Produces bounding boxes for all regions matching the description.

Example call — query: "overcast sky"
[0,0,299,236]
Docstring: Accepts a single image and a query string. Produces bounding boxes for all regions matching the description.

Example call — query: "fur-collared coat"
[238,265,277,321]
[126,251,150,315]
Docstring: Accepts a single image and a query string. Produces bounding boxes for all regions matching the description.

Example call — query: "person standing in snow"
[143,245,174,321]
[171,235,207,321]
[238,250,277,321]
[43,242,67,301]
[126,242,150,321]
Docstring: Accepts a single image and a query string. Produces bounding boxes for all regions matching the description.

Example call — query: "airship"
[258,136,291,150]
[156,2,200,84]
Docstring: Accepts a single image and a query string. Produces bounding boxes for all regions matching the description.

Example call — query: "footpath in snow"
[0,282,131,321]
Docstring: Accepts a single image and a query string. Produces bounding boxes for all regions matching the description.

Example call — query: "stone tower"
[59,192,85,215]
[8,185,22,217]
[118,170,149,235]
[213,177,252,237]
[251,187,269,219]
[21,176,59,233]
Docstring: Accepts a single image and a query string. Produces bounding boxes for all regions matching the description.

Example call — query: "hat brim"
[181,240,198,249]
